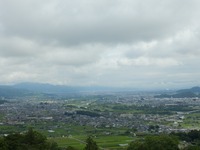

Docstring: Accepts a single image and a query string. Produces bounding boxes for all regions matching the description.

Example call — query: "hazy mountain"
[12,82,125,94]
[13,82,79,94]
[3,83,199,99]
[155,86,200,98]
[0,85,31,98]
[177,86,200,94]
[0,82,130,99]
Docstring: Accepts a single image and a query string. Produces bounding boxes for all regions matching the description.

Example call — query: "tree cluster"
[172,130,200,143]
[0,128,60,150]
[76,110,100,117]
[1,128,200,150]
[127,135,179,150]
[127,131,200,150]
[0,129,99,150]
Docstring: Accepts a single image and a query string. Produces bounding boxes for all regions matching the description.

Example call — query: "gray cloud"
[0,0,200,89]
[1,0,198,45]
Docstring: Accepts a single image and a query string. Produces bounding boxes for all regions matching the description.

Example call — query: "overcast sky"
[0,0,200,89]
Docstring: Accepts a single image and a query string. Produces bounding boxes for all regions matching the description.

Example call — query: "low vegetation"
[1,129,200,150]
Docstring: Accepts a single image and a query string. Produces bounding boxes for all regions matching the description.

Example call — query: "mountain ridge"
[1,82,200,99]
[0,82,133,98]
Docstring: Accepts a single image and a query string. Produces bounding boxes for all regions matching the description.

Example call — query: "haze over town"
[0,0,200,90]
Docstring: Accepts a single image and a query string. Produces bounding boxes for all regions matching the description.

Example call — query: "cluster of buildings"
[0,94,199,136]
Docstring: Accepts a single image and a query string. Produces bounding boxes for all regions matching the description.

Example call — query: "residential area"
[0,93,199,137]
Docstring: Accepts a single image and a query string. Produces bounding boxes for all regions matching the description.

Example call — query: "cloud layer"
[0,0,200,89]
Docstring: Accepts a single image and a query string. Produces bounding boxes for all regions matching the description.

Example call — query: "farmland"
[1,92,200,149]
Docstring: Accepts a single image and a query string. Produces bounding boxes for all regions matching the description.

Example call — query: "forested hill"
[155,86,200,98]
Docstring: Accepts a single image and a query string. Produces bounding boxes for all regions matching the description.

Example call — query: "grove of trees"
[0,128,60,150]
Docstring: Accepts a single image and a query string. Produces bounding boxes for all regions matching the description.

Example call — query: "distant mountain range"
[1,83,200,99]
[155,86,200,98]
[13,82,80,94]
[13,82,126,93]
[177,86,200,94]
[0,85,31,98]
[0,82,128,99]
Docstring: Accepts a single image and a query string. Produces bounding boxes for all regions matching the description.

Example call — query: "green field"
[181,112,200,129]
[53,135,134,150]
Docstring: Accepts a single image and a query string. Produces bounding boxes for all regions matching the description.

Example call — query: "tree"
[184,145,200,150]
[22,127,50,150]
[187,130,200,142]
[0,129,62,150]
[47,141,61,150]
[66,146,77,150]
[148,125,159,133]
[84,136,98,150]
[24,128,47,145]
[127,140,148,150]
[4,133,25,150]
[145,135,179,150]
[0,138,8,150]
[127,135,179,150]
[171,130,200,145]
